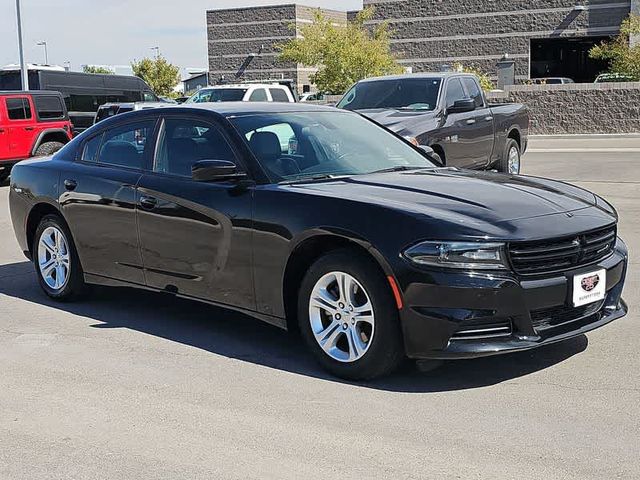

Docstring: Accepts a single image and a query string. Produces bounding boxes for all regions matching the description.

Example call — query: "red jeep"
[0,91,73,182]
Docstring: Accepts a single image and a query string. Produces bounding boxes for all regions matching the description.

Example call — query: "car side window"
[269,88,290,102]
[461,78,484,108]
[34,95,65,120]
[82,134,103,162]
[96,120,155,169]
[6,97,32,120]
[155,118,237,177]
[445,78,466,109]
[249,89,268,102]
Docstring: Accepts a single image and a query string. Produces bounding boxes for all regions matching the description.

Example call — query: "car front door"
[4,95,35,160]
[439,77,489,169]
[136,114,254,309]
[59,117,158,284]
[461,77,495,168]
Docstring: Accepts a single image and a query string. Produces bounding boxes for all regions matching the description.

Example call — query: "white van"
[186,84,295,104]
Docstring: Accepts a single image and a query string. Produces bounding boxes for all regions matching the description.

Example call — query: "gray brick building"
[207,4,348,93]
[364,0,635,82]
[208,1,638,89]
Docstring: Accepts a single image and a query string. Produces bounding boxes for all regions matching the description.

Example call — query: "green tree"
[453,63,494,91]
[589,14,640,80]
[278,7,403,94]
[83,65,114,74]
[131,56,181,97]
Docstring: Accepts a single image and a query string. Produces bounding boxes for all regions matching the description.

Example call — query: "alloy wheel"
[508,146,520,174]
[308,271,375,363]
[37,226,70,291]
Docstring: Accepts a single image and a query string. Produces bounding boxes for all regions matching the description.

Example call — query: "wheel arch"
[25,202,67,258]
[507,127,521,150]
[282,231,396,332]
[430,144,446,164]
[30,129,71,156]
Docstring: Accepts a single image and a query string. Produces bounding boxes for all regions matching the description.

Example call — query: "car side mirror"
[192,160,247,182]
[447,98,476,114]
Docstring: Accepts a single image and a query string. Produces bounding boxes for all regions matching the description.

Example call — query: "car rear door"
[3,95,35,160]
[59,117,159,284]
[136,113,254,309]
[0,99,9,161]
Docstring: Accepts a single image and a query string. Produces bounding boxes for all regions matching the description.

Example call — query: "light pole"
[151,46,160,59]
[37,41,48,65]
[15,0,28,90]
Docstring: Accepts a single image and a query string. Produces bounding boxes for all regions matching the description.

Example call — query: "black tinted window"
[338,78,442,111]
[445,78,466,108]
[6,97,32,120]
[82,134,103,162]
[269,88,289,102]
[34,95,65,119]
[155,119,236,177]
[461,78,484,107]
[97,120,155,169]
[249,89,268,102]
[187,88,247,103]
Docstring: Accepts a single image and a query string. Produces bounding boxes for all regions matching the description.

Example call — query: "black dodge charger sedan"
[8,103,628,380]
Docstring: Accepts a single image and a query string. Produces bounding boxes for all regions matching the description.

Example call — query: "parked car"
[337,73,529,174]
[530,77,575,84]
[9,103,627,380]
[594,73,638,83]
[94,102,169,124]
[0,90,73,182]
[185,84,295,104]
[300,92,325,102]
[0,68,159,134]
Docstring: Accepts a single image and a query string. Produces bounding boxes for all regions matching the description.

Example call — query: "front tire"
[33,214,86,301]
[35,141,65,157]
[298,249,404,380]
[499,138,521,174]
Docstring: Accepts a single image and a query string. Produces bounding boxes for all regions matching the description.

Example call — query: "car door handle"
[139,195,157,210]
[63,179,77,191]
[24,127,34,131]
[466,119,476,125]
[485,116,493,122]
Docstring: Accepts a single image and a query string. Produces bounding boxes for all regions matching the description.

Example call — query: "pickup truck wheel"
[35,141,65,157]
[499,139,521,174]
[298,249,404,380]
[430,152,442,165]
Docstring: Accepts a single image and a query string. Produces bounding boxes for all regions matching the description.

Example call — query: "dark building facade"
[207,1,636,88]
[207,4,348,92]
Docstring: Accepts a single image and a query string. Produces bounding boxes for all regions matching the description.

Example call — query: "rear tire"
[33,214,86,301]
[34,141,65,157]
[297,249,404,380]
[499,138,521,174]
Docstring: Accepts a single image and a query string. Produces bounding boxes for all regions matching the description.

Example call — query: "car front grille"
[451,320,512,340]
[530,301,604,332]
[508,226,616,276]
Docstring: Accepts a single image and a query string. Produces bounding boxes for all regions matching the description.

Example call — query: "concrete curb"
[530,134,640,139]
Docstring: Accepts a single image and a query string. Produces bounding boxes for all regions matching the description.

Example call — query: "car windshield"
[186,88,248,103]
[337,78,442,111]
[231,111,435,183]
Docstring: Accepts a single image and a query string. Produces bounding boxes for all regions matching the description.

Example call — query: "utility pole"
[151,46,160,59]
[37,41,48,65]
[15,0,29,90]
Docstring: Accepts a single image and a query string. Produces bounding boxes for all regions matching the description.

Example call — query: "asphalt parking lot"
[0,136,638,480]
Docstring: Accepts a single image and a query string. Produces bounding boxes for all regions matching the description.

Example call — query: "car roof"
[199,84,288,89]
[161,102,340,116]
[358,72,476,83]
[0,90,64,96]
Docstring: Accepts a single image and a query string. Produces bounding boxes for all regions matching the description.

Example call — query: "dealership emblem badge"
[581,274,600,292]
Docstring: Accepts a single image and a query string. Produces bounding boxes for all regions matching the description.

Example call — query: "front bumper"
[399,238,628,360]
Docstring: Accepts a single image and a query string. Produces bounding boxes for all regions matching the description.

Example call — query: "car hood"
[358,108,439,135]
[287,168,601,229]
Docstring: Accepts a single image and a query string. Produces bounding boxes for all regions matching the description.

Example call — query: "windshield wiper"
[368,166,428,175]
[279,174,347,185]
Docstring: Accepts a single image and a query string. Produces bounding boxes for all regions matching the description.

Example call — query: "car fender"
[30,128,71,156]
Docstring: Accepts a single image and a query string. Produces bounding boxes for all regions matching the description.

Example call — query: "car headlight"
[403,241,509,270]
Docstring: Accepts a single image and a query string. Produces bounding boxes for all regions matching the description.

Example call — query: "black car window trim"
[150,114,249,181]
[75,117,160,172]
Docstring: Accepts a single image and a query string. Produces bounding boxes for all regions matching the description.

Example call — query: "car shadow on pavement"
[0,261,588,393]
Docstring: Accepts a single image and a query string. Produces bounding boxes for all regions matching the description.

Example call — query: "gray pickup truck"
[337,73,529,174]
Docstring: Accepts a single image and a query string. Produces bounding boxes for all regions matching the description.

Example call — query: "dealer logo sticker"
[581,274,600,292]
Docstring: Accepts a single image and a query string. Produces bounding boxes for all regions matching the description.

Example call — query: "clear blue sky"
[1,0,363,74]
